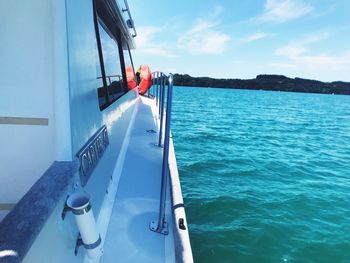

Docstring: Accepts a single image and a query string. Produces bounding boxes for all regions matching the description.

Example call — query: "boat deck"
[100,96,175,263]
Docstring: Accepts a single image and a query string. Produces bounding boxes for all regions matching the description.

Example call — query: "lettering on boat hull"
[77,125,109,186]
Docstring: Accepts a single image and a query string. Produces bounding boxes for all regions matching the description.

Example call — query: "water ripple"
[172,87,350,263]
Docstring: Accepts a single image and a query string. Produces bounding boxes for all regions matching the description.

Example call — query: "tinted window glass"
[123,46,137,90]
[123,48,133,72]
[97,22,126,109]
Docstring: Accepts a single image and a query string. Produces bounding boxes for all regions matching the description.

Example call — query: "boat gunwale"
[0,161,79,262]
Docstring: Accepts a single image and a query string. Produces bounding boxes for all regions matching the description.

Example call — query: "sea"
[171,86,350,263]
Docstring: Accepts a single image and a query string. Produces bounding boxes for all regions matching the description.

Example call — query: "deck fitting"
[149,220,168,235]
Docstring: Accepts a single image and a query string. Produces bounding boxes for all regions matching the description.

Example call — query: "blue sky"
[129,0,350,82]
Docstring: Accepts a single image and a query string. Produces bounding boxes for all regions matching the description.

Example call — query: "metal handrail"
[158,75,166,147]
[122,0,137,37]
[156,72,160,107]
[97,74,122,85]
[150,73,173,235]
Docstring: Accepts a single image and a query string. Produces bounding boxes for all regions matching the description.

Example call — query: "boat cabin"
[0,0,192,262]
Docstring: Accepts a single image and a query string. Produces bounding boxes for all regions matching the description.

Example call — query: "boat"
[0,0,193,262]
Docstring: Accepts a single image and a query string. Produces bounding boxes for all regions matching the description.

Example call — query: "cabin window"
[96,22,127,110]
[93,0,128,111]
[93,0,134,110]
[123,45,134,75]
[123,44,137,89]
[100,24,125,92]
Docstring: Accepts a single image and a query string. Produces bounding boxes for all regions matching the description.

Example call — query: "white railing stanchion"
[150,74,173,235]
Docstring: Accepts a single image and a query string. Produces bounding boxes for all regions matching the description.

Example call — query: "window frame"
[126,43,136,77]
[93,0,130,111]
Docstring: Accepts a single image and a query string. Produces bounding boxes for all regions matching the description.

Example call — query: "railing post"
[150,74,173,235]
[158,74,163,117]
[158,72,160,107]
[152,72,155,96]
[155,72,159,107]
[158,75,166,147]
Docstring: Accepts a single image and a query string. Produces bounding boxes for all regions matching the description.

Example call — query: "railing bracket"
[61,195,71,220]
[74,235,83,256]
[150,220,168,235]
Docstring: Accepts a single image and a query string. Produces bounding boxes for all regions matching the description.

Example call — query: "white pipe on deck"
[67,191,103,260]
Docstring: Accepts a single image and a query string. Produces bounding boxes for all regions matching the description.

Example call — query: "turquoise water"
[171,86,350,263]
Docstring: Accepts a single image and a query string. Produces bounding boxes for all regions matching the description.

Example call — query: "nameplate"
[76,125,109,186]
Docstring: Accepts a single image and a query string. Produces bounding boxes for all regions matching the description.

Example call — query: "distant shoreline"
[172,74,350,95]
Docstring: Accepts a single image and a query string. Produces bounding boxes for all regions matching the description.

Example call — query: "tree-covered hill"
[172,74,350,95]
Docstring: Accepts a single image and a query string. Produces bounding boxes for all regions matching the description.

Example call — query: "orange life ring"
[138,65,152,95]
[126,66,137,90]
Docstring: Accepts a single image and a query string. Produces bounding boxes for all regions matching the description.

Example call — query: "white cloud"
[276,31,330,58]
[177,7,231,55]
[139,46,177,58]
[273,32,350,81]
[275,45,307,58]
[135,26,176,58]
[257,0,314,23]
[272,52,350,81]
[178,29,230,55]
[295,53,350,72]
[188,20,219,34]
[270,62,297,69]
[134,5,231,58]
[242,32,272,43]
[135,26,160,47]
[300,31,331,45]
[211,5,224,19]
[232,60,247,65]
